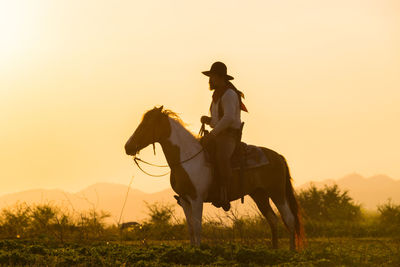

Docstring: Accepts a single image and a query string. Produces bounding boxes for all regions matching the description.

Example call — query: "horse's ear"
[158,105,164,112]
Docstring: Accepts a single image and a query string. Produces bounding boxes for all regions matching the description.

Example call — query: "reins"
[132,123,206,177]
[133,157,170,177]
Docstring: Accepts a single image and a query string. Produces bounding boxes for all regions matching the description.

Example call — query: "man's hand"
[200,131,216,146]
[200,116,211,125]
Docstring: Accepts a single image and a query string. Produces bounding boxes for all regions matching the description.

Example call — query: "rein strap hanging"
[133,148,204,178]
[133,157,170,177]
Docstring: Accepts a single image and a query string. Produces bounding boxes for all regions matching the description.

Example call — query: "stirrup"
[220,187,230,211]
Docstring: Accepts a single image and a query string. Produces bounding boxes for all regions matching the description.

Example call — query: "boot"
[211,198,222,208]
[220,186,230,211]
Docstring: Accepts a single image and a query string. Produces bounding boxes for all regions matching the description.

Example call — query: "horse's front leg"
[190,198,204,246]
[179,196,195,245]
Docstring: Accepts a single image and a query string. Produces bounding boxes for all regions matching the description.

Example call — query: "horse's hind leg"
[273,197,296,250]
[250,190,279,249]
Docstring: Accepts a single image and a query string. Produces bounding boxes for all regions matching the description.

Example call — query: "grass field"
[0,237,398,266]
[1,188,399,266]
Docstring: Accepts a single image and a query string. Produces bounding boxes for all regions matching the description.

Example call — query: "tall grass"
[0,202,112,243]
[0,197,399,243]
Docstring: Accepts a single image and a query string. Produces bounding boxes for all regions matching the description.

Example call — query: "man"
[200,61,247,211]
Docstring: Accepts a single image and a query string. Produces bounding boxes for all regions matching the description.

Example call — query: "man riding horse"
[125,68,305,248]
[200,61,248,211]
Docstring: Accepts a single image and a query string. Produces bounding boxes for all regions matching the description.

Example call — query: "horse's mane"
[162,109,186,126]
[161,108,200,139]
[142,107,199,139]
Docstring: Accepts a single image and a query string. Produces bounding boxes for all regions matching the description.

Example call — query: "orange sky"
[1,0,399,194]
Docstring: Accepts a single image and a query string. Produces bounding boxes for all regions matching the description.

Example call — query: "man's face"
[209,74,225,90]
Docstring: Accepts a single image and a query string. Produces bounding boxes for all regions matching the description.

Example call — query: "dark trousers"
[214,129,240,189]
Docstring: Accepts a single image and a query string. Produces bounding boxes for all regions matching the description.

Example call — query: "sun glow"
[0,2,39,70]
[0,0,399,195]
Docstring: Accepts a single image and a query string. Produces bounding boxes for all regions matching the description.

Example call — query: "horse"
[124,106,305,250]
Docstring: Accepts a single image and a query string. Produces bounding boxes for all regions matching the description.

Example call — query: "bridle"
[132,123,206,177]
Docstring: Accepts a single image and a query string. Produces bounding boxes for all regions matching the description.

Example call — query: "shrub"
[76,209,111,241]
[298,184,362,222]
[377,199,400,233]
[121,202,187,241]
[378,199,400,224]
[0,203,31,239]
[145,202,175,225]
[0,203,111,242]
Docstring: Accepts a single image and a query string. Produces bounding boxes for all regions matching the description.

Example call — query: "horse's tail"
[282,156,306,249]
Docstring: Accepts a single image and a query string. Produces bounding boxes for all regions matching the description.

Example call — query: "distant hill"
[0,174,398,224]
[298,173,400,210]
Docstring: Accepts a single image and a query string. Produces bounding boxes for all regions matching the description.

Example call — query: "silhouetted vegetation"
[1,185,399,243]
[0,184,399,265]
[0,203,111,242]
[377,199,400,235]
[297,184,369,237]
[298,184,362,222]
[121,202,186,242]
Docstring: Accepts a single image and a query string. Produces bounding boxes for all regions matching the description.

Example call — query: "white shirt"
[210,88,242,135]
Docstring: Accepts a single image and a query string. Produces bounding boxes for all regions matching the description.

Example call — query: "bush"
[0,203,31,239]
[0,190,398,243]
[0,203,111,242]
[121,202,187,241]
[298,184,362,222]
[145,202,175,225]
[377,199,400,234]
[76,209,111,241]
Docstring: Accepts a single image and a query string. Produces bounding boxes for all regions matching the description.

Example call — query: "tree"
[378,199,400,227]
[145,202,175,225]
[298,184,361,222]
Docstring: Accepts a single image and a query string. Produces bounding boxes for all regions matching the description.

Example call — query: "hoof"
[174,195,181,206]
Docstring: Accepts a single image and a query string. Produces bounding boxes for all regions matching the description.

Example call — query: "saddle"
[231,142,269,170]
[201,125,269,205]
[203,141,269,173]
[201,124,269,172]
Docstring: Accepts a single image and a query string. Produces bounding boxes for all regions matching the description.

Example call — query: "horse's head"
[125,106,170,155]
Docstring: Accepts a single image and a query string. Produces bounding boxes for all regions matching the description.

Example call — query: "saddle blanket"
[231,143,269,170]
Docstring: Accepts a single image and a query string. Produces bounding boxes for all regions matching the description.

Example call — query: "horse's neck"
[160,118,202,164]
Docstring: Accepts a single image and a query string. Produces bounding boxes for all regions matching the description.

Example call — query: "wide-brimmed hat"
[202,61,234,80]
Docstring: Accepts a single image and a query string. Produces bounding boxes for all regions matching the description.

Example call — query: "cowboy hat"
[202,61,234,80]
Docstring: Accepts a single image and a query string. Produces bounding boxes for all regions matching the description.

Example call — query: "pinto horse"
[125,106,305,250]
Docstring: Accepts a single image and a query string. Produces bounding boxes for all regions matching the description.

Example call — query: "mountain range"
[0,173,398,224]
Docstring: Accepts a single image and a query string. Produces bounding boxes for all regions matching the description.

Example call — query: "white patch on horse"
[167,118,212,200]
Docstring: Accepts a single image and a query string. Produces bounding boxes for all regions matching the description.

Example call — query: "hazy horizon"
[0,172,397,197]
[1,1,399,195]
[0,173,399,219]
